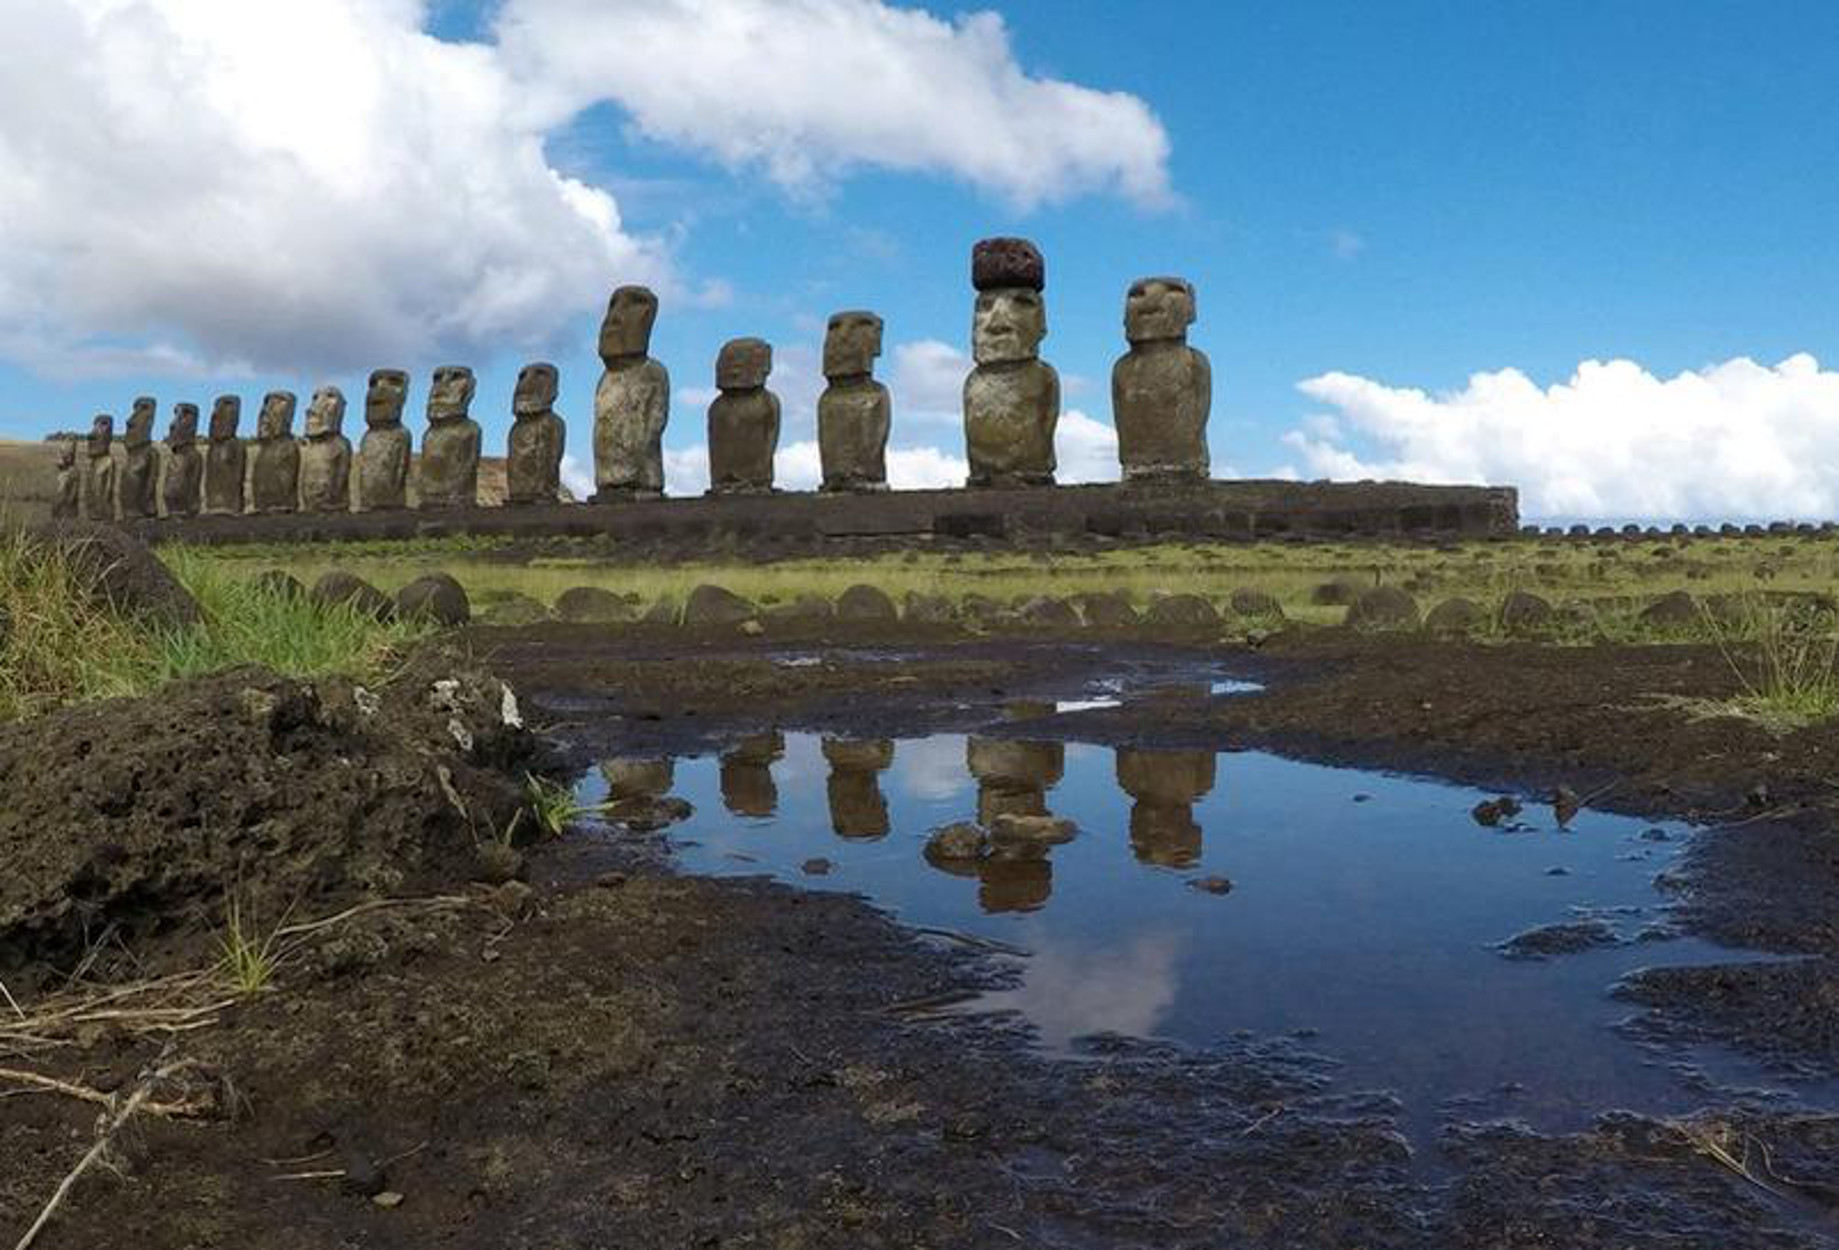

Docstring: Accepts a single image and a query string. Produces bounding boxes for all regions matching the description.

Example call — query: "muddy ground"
[6,623,1839,1247]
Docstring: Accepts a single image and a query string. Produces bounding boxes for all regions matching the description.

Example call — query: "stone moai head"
[304,385,347,439]
[257,391,297,440]
[365,369,408,428]
[209,395,241,441]
[715,337,772,391]
[87,415,113,456]
[125,396,156,447]
[513,361,559,416]
[598,285,659,363]
[971,237,1047,366]
[168,403,199,447]
[56,437,76,470]
[1124,276,1197,345]
[823,311,883,380]
[426,366,476,423]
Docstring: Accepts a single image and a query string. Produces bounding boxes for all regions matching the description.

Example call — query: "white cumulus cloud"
[1284,353,1839,522]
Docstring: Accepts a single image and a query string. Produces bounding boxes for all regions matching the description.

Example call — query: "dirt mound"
[0,652,537,978]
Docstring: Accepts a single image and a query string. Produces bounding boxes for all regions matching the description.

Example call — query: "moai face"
[125,397,156,447]
[257,391,296,440]
[209,396,241,441]
[823,311,883,379]
[598,285,658,362]
[972,288,1047,366]
[1124,277,1196,345]
[87,415,113,456]
[715,338,772,390]
[426,367,476,423]
[168,403,199,447]
[304,385,347,439]
[513,362,559,416]
[365,369,408,427]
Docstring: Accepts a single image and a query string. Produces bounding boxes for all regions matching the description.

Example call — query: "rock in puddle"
[1495,919,1619,960]
[801,858,834,876]
[1188,875,1234,895]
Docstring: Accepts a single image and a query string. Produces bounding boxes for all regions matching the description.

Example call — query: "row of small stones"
[1523,521,1838,540]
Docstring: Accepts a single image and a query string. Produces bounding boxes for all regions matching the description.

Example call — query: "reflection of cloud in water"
[999,931,1183,1047]
[893,734,971,802]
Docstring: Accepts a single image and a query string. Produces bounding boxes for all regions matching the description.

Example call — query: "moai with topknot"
[1112,277,1211,482]
[162,403,203,518]
[505,361,566,506]
[356,369,411,511]
[51,438,80,519]
[203,396,246,516]
[592,285,669,500]
[118,396,159,519]
[83,415,116,522]
[249,391,301,514]
[417,366,480,509]
[818,310,891,492]
[299,385,352,512]
[706,337,780,496]
[964,237,1059,488]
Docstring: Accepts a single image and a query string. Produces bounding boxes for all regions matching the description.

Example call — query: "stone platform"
[124,479,1518,547]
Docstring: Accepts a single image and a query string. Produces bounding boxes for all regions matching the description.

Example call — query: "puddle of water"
[574,728,1806,1137]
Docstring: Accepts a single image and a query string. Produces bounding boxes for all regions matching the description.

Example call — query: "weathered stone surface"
[299,385,352,513]
[118,397,159,520]
[251,569,306,600]
[506,362,566,507]
[1144,592,1220,627]
[707,338,780,496]
[971,236,1045,292]
[1112,276,1210,482]
[31,520,201,627]
[1228,587,1283,619]
[964,244,1058,489]
[1072,590,1138,627]
[1016,595,1079,627]
[356,369,411,512]
[818,311,891,493]
[310,571,393,621]
[1498,590,1555,633]
[1117,748,1215,869]
[1345,586,1420,630]
[82,416,116,522]
[249,391,300,515]
[50,438,80,519]
[161,404,202,518]
[1426,596,1484,634]
[762,593,834,623]
[418,367,480,510]
[835,583,897,622]
[822,737,894,838]
[553,586,638,623]
[990,812,1078,846]
[923,821,989,864]
[592,286,669,500]
[969,730,1064,827]
[395,573,471,626]
[1311,576,1367,606]
[683,583,756,626]
[203,396,245,517]
[1641,589,1701,629]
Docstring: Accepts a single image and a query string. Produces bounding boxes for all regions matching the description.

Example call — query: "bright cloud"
[1285,354,1839,521]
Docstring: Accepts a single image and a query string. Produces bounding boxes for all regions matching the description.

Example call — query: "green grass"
[216,896,285,996]
[524,772,606,838]
[1708,597,1839,727]
[0,524,145,720]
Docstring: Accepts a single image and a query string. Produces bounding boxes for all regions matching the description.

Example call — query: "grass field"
[0,438,57,526]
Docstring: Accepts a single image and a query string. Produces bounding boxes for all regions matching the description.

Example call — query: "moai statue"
[964,237,1059,488]
[505,361,566,506]
[968,736,1066,826]
[249,391,301,515]
[51,438,80,519]
[822,737,895,839]
[591,285,668,500]
[1112,277,1211,482]
[161,403,203,518]
[706,337,780,496]
[720,731,785,818]
[203,396,246,516]
[298,385,352,512]
[1116,748,1217,870]
[356,369,411,511]
[118,396,159,519]
[818,311,891,492]
[82,415,116,522]
[417,366,480,510]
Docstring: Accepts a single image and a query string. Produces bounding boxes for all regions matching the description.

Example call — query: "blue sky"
[3,0,1837,517]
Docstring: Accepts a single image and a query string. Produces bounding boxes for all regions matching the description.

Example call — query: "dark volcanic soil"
[6,623,1839,1247]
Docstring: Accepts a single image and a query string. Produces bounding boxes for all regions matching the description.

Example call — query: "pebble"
[801,858,833,876]
[371,1191,405,1209]
[1188,875,1234,895]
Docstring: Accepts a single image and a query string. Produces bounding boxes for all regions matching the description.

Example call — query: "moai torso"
[417,366,480,509]
[591,286,669,499]
[706,338,780,495]
[249,391,301,514]
[203,397,246,516]
[298,386,352,512]
[505,362,566,506]
[822,738,895,840]
[118,397,159,519]
[83,417,116,522]
[720,731,784,818]
[1117,748,1216,869]
[356,369,411,511]
[817,311,890,492]
[1112,277,1211,482]
[51,440,80,519]
[162,404,203,518]
[963,238,1058,488]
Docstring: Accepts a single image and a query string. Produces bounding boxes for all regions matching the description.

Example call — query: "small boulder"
[395,573,470,626]
[478,592,549,626]
[641,597,680,625]
[1227,587,1283,620]
[1072,591,1138,627]
[1497,590,1554,633]
[1471,796,1523,827]
[1425,597,1484,635]
[311,571,394,621]
[251,569,306,601]
[1640,589,1700,629]
[683,584,755,627]
[902,592,955,623]
[1344,586,1419,630]
[1144,592,1220,628]
[924,822,989,864]
[1310,576,1367,606]
[31,520,202,627]
[1016,595,1079,628]
[763,592,835,622]
[553,586,637,623]
[1187,875,1234,896]
[989,813,1078,845]
[836,584,898,622]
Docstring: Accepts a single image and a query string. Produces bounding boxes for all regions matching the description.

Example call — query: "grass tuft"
[524,772,605,838]
[1709,596,1839,727]
[216,896,286,996]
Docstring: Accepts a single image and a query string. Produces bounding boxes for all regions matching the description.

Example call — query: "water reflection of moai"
[822,737,895,839]
[162,403,203,519]
[1112,277,1210,482]
[707,338,780,496]
[51,438,79,519]
[83,416,116,522]
[720,731,785,818]
[592,285,668,501]
[203,396,245,516]
[356,369,411,511]
[601,757,675,801]
[505,362,565,506]
[967,737,1066,824]
[964,237,1059,488]
[1116,748,1218,869]
[249,391,300,515]
[817,310,890,493]
[298,386,352,513]
[979,856,1053,914]
[417,366,480,510]
[118,396,159,519]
